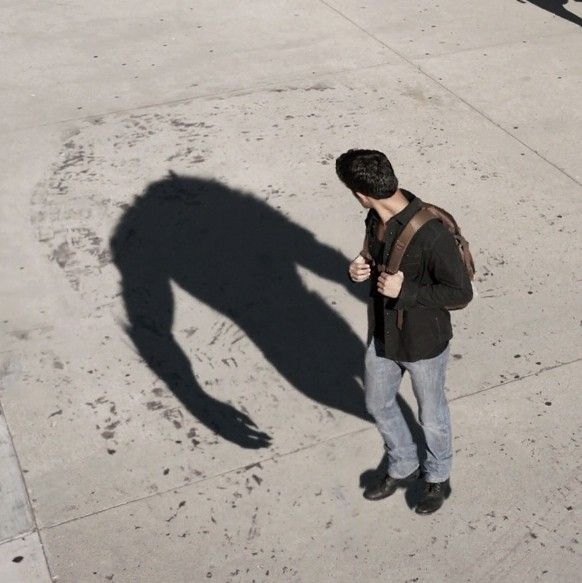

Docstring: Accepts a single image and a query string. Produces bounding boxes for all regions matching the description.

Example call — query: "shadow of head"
[110,173,371,449]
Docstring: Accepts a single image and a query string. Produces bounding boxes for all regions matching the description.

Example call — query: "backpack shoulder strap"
[386,208,436,275]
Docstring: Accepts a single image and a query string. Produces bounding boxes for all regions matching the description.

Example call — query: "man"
[336,149,473,514]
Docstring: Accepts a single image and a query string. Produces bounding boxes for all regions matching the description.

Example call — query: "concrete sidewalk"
[1,1,580,581]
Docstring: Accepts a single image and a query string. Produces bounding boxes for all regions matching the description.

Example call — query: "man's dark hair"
[335,149,398,199]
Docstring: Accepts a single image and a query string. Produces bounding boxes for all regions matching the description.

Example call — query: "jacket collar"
[391,189,422,225]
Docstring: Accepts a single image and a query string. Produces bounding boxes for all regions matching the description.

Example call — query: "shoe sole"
[363,490,397,501]
[415,504,443,515]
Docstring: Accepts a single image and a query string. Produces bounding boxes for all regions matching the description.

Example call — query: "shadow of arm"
[295,230,369,303]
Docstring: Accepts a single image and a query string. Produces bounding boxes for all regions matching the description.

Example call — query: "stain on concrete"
[30,112,219,301]
[166,500,186,523]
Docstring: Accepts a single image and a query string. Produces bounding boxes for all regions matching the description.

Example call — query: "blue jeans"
[364,338,452,483]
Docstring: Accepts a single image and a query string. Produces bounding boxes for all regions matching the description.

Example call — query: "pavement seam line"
[0,401,55,581]
[412,29,581,62]
[0,528,36,547]
[449,356,582,403]
[40,426,372,532]
[2,60,397,134]
[317,0,582,187]
[39,357,580,533]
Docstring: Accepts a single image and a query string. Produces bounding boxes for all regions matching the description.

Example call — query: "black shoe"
[363,467,421,501]
[415,479,451,514]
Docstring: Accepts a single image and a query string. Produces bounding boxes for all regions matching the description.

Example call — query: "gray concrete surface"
[0,1,581,582]
[0,533,51,583]
[0,407,34,542]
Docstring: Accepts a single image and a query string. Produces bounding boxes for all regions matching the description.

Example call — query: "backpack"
[386,203,475,329]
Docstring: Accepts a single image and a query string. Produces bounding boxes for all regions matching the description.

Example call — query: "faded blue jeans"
[364,338,452,483]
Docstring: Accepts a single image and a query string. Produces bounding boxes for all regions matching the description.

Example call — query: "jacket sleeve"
[393,228,473,310]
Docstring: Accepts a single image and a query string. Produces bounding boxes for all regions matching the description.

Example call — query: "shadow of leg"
[397,395,428,509]
[359,394,426,507]
[238,289,373,422]
[397,394,426,468]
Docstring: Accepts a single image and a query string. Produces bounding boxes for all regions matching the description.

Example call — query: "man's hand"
[377,270,404,298]
[348,254,371,282]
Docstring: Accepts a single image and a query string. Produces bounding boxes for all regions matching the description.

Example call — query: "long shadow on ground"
[111,173,376,449]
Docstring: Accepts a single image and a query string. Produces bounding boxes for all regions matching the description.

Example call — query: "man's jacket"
[365,190,473,361]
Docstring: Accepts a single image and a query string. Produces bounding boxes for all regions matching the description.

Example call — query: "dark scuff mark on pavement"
[166,500,186,522]
[163,407,183,429]
[187,428,200,446]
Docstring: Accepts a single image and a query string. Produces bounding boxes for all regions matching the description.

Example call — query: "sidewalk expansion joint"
[41,425,371,533]
[4,60,397,134]
[318,0,582,188]
[412,29,581,61]
[40,357,580,533]
[0,528,36,547]
[0,401,55,581]
[449,356,582,403]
